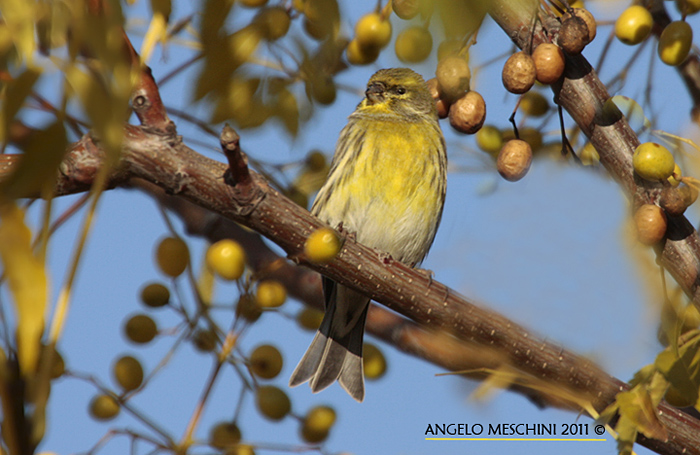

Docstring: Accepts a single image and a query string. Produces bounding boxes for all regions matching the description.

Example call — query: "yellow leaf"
[1,67,41,145]
[201,0,234,46]
[617,383,668,441]
[64,66,130,159]
[149,0,171,17]
[35,0,71,54]
[0,203,48,376]
[197,251,215,306]
[0,0,36,62]
[655,330,700,407]
[276,87,299,137]
[472,365,516,401]
[140,13,168,64]
[629,363,656,387]
[614,414,638,455]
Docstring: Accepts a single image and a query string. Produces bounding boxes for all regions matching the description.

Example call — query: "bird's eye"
[396,86,407,95]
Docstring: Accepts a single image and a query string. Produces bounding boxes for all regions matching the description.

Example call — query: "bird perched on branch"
[289,68,447,402]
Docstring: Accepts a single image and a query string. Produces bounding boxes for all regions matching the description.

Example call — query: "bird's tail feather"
[289,283,369,402]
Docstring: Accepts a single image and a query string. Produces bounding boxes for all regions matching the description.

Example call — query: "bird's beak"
[365,81,385,105]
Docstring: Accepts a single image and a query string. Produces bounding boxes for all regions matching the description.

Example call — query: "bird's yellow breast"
[315,117,445,266]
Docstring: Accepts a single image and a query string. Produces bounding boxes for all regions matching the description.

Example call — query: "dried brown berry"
[559,14,589,54]
[497,139,533,182]
[660,186,688,216]
[448,91,486,134]
[634,204,667,245]
[532,43,565,85]
[426,78,450,119]
[564,8,596,43]
[680,184,699,207]
[502,51,536,94]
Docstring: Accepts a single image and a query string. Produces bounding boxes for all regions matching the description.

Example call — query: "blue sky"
[13,1,700,454]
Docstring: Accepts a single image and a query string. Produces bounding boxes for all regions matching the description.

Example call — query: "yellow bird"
[290,68,447,402]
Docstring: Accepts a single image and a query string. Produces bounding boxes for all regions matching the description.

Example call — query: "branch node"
[220,125,264,216]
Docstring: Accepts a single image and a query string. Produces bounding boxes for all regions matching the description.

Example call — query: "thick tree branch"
[130,179,572,409]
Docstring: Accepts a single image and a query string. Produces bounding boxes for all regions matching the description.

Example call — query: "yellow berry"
[579,142,600,166]
[634,204,667,245]
[232,445,256,455]
[40,344,65,379]
[113,355,144,391]
[140,282,170,308]
[301,405,336,443]
[503,127,542,152]
[393,0,419,20]
[296,307,324,331]
[615,6,653,45]
[238,0,267,7]
[304,405,336,432]
[355,13,392,49]
[209,421,242,449]
[236,295,263,322]
[633,142,676,181]
[124,314,158,344]
[395,26,432,63]
[363,343,387,380]
[658,21,693,66]
[256,385,291,420]
[519,91,549,117]
[193,329,219,352]
[89,394,120,421]
[346,38,380,65]
[676,0,700,15]
[256,280,287,308]
[206,239,246,281]
[475,125,503,156]
[156,237,189,277]
[249,344,283,379]
[668,163,682,187]
[305,227,341,263]
[254,6,291,41]
[436,55,471,102]
[308,74,336,105]
[303,0,340,40]
[306,150,327,172]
